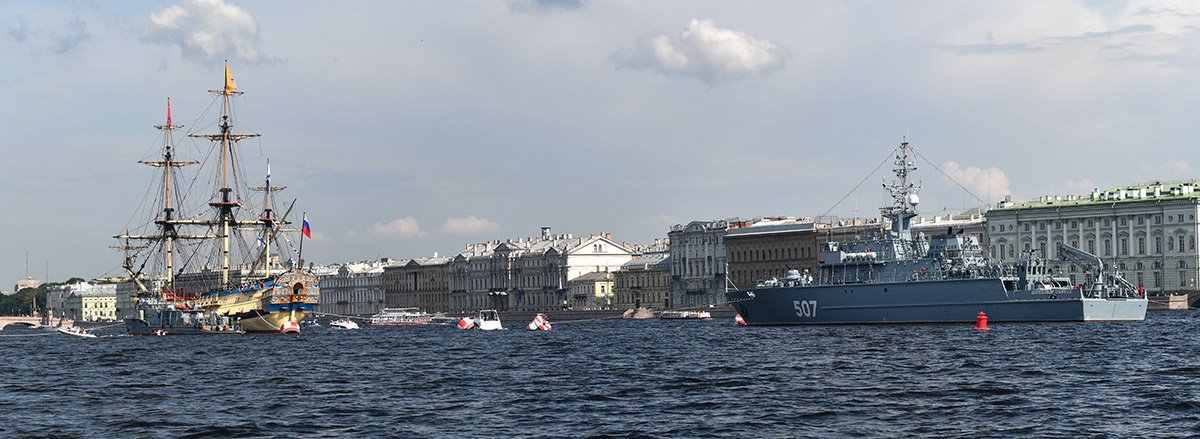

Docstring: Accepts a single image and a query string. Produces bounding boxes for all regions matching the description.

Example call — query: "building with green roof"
[986,180,1200,303]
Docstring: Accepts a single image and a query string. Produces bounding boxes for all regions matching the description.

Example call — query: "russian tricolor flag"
[302,214,312,238]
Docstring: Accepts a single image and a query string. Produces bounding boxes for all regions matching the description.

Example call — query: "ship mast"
[250,160,285,277]
[190,61,260,287]
[115,98,198,292]
[881,138,921,241]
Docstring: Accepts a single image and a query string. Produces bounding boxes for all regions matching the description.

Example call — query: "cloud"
[945,24,1156,55]
[144,0,267,63]
[360,217,426,239]
[439,215,501,236]
[52,15,91,54]
[8,16,28,42]
[941,2,1200,68]
[507,0,585,13]
[1139,159,1194,181]
[940,161,1012,204]
[612,18,788,85]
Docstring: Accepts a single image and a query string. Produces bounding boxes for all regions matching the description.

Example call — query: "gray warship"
[725,141,1148,324]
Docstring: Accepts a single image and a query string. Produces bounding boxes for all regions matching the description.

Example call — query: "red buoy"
[281,321,301,334]
[974,311,990,331]
[734,313,747,326]
[457,317,475,330]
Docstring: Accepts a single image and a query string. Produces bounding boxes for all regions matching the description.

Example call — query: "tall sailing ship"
[115,63,319,335]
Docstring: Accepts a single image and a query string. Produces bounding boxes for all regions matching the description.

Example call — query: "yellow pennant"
[224,62,237,94]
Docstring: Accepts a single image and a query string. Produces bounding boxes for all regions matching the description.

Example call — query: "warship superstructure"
[115,63,318,335]
[726,140,1147,324]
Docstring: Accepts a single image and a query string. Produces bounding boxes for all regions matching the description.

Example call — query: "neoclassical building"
[667,219,736,308]
[613,251,671,310]
[315,258,393,316]
[726,219,884,291]
[447,228,636,312]
[383,256,451,312]
[48,282,119,322]
[567,271,614,309]
[987,181,1200,301]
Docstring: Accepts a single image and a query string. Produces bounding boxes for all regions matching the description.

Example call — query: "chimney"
[605,232,613,241]
[541,226,551,239]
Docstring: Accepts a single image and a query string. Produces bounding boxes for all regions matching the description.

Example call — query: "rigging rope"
[909,147,990,207]
[817,145,899,221]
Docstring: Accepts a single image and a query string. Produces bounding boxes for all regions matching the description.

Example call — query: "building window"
[1087,240,1095,254]
[1071,220,1077,229]
[1120,239,1128,255]
[1120,218,1127,226]
[1155,237,1162,254]
[1137,217,1144,225]
[1154,272,1162,288]
[1086,219,1093,228]
[1155,215,1162,224]
[1182,272,1189,287]
[1138,238,1145,255]
[1104,239,1111,256]
[1179,236,1187,253]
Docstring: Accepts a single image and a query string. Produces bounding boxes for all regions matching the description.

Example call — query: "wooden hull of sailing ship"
[194,269,320,333]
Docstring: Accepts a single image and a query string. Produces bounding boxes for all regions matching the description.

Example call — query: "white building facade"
[315,259,392,316]
[987,182,1200,302]
[49,282,119,322]
[668,220,733,308]
[448,228,635,312]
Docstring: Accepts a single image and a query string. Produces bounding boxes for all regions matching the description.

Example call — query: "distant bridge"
[0,315,74,329]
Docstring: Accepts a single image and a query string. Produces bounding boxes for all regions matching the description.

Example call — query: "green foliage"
[0,284,47,316]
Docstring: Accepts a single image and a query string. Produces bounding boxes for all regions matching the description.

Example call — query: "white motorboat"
[56,327,98,338]
[658,310,712,320]
[329,318,360,330]
[477,309,502,331]
[368,308,433,326]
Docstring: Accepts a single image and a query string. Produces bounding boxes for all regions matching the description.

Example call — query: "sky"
[2,0,1200,287]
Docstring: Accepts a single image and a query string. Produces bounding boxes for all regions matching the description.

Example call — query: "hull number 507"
[793,300,817,318]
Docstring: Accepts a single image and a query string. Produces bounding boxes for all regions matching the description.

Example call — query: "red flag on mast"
[167,97,172,126]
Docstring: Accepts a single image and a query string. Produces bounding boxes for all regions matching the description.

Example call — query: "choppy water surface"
[3,311,1200,438]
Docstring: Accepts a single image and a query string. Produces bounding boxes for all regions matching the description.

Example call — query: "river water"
[2,311,1199,438]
